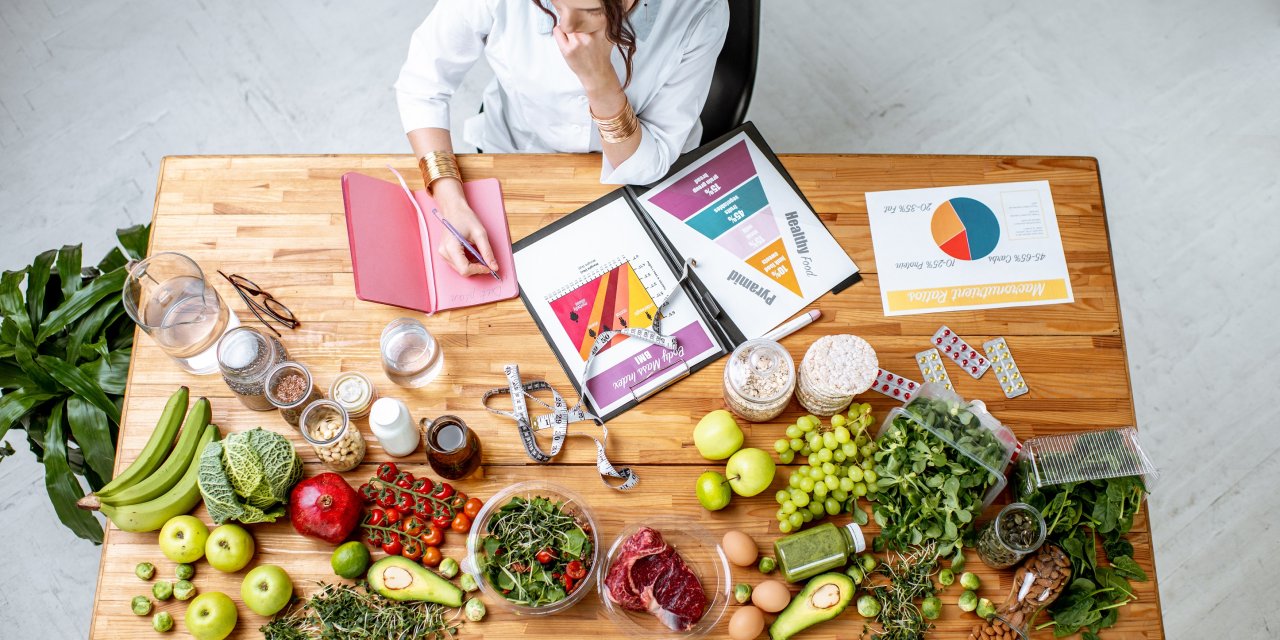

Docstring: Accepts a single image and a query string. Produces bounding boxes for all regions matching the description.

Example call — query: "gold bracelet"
[419,151,461,194]
[591,102,640,144]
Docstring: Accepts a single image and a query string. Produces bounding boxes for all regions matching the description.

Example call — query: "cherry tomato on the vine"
[400,537,424,562]
[376,491,397,509]
[421,526,444,547]
[396,493,416,513]
[411,477,434,494]
[422,546,443,567]
[384,507,402,526]
[376,462,399,482]
[382,533,402,556]
[463,497,484,519]
[432,514,453,530]
[400,515,425,537]
[449,495,467,512]
[451,513,472,534]
[432,482,455,500]
[366,508,385,527]
[395,477,413,490]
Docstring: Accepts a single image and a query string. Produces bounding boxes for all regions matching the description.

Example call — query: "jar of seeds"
[968,543,1071,640]
[265,361,323,428]
[299,400,366,472]
[723,339,795,422]
[217,327,287,411]
[796,335,878,416]
[976,502,1047,569]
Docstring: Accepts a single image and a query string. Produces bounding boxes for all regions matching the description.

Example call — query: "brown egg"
[729,604,766,640]
[721,530,758,567]
[751,579,791,613]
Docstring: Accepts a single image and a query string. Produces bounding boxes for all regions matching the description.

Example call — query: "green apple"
[725,448,776,497]
[695,471,732,511]
[185,592,238,640]
[693,409,744,460]
[158,515,209,564]
[205,524,255,573]
[241,564,293,616]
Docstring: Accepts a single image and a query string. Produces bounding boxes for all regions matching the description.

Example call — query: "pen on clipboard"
[762,309,821,342]
[387,166,501,281]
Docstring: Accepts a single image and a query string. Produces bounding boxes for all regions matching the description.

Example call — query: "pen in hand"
[387,165,501,280]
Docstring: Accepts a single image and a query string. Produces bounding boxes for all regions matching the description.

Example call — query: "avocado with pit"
[769,572,856,640]
[367,556,464,607]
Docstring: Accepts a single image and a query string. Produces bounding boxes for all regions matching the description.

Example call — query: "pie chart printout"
[930,197,1000,261]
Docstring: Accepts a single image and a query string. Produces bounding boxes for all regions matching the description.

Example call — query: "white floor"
[2,1,1277,637]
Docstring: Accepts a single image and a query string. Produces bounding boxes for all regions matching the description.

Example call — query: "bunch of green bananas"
[77,387,221,532]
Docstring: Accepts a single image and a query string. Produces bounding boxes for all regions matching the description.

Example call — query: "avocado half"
[367,556,464,607]
[769,572,856,640]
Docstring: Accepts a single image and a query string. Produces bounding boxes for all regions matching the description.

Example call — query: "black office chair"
[699,0,760,144]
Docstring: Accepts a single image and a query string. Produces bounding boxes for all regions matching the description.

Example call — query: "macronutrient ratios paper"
[865,180,1074,316]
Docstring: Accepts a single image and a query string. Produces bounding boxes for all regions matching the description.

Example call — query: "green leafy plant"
[0,225,150,544]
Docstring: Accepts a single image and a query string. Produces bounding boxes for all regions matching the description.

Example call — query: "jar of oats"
[796,335,878,416]
[723,339,795,422]
[299,400,366,472]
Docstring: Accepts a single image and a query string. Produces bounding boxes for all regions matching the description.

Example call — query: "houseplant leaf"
[0,270,33,343]
[35,267,126,344]
[78,350,130,395]
[116,224,150,260]
[65,295,120,365]
[66,396,115,482]
[42,401,104,543]
[0,361,33,390]
[14,338,59,392]
[56,244,83,300]
[26,249,57,329]
[0,388,57,442]
[34,355,121,424]
[97,247,127,273]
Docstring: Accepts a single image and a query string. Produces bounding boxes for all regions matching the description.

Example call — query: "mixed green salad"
[476,496,594,607]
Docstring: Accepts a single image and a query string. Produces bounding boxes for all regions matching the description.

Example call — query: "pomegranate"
[289,472,362,544]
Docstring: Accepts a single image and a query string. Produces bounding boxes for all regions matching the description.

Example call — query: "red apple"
[289,472,362,544]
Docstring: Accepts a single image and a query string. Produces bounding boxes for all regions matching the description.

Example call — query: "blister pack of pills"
[983,337,1028,398]
[915,348,953,391]
[871,368,920,401]
[932,326,991,378]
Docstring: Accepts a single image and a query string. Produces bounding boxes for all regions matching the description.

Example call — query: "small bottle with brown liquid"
[421,415,482,480]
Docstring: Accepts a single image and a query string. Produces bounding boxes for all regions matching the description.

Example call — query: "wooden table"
[90,153,1164,639]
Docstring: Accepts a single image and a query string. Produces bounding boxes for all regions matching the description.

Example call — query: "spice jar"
[329,372,377,419]
[299,400,366,472]
[969,543,1071,640]
[723,339,795,422]
[772,521,866,583]
[796,335,878,416]
[265,361,323,428]
[977,502,1047,569]
[217,327,287,410]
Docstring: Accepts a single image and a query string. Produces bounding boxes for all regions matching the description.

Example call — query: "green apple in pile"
[241,564,293,616]
[693,409,744,460]
[158,515,209,563]
[185,592,238,640]
[695,471,733,511]
[205,524,255,573]
[725,448,776,497]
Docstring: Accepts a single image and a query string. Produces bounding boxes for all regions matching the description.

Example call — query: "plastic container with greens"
[1015,426,1158,496]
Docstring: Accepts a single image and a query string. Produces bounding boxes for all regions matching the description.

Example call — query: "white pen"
[762,309,822,342]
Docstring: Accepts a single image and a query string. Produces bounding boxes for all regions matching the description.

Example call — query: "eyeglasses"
[217,271,299,337]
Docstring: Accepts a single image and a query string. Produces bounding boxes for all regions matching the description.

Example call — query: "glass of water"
[123,252,239,374]
[380,318,443,388]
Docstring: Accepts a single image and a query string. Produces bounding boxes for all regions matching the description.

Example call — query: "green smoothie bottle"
[773,521,867,583]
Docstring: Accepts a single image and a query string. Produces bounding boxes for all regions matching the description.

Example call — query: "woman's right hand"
[432,179,499,277]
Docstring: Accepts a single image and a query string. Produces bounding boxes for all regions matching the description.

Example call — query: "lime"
[331,541,372,579]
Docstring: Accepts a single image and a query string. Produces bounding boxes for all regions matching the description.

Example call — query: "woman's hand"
[433,180,498,277]
[553,25,619,93]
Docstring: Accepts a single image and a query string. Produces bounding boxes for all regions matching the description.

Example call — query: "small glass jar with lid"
[723,339,795,422]
[299,400,366,472]
[976,502,1047,569]
[265,361,323,428]
[773,521,867,583]
[329,371,377,419]
[217,327,288,410]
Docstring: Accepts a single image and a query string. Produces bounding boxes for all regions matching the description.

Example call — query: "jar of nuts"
[299,400,366,472]
[967,615,1029,640]
[265,361,323,428]
[976,502,1047,569]
[723,339,795,422]
[796,335,878,416]
[969,543,1072,640]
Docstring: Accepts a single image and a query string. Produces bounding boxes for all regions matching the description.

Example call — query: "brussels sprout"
[135,563,155,581]
[465,598,487,622]
[460,573,479,592]
[734,583,752,604]
[173,580,196,601]
[976,597,996,620]
[857,594,881,618]
[758,556,777,574]
[938,568,955,586]
[957,590,978,612]
[845,564,864,584]
[175,563,195,581]
[153,611,174,633]
[860,554,877,573]
[959,572,981,591]
[439,557,460,579]
[921,596,942,620]
[131,596,152,616]
[152,580,173,601]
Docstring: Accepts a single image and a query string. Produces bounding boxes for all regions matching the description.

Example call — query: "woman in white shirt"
[396,0,729,276]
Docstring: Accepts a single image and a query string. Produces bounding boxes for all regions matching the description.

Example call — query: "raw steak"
[604,527,708,631]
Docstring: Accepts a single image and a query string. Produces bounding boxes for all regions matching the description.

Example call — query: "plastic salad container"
[876,383,1020,509]
[597,518,731,639]
[462,481,599,617]
[1015,426,1159,497]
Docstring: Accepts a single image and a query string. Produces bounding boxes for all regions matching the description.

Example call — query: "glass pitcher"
[123,252,238,374]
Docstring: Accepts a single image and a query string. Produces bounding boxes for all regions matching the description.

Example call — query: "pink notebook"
[340,171,518,314]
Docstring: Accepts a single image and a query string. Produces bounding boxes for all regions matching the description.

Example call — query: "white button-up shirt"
[395,0,729,185]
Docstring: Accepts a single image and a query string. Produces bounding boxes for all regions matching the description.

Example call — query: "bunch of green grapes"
[771,403,881,533]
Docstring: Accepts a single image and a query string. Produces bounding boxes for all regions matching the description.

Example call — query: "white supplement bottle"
[368,397,420,457]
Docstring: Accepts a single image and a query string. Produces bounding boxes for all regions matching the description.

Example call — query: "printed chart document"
[865,180,1074,316]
